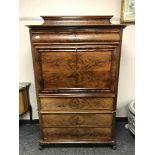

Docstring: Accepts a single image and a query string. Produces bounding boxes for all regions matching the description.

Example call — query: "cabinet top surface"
[27,16,126,29]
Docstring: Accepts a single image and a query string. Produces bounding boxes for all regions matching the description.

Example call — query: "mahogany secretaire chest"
[27,16,126,149]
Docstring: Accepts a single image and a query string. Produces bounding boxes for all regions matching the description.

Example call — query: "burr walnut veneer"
[27,16,126,149]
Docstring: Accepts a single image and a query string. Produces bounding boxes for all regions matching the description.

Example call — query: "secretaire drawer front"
[43,127,112,140]
[35,48,118,92]
[41,113,113,127]
[40,98,114,111]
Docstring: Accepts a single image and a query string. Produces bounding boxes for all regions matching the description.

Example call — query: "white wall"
[19,0,135,119]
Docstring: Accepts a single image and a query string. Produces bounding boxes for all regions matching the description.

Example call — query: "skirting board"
[19,117,128,124]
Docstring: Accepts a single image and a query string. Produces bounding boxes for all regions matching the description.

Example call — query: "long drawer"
[39,97,114,111]
[31,31,120,43]
[42,127,112,141]
[40,113,113,127]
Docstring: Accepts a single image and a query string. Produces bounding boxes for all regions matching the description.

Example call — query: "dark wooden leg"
[26,85,33,123]
[29,104,33,123]
[112,144,117,150]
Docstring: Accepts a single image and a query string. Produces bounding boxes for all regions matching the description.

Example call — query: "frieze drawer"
[40,113,113,127]
[40,97,114,111]
[31,31,120,43]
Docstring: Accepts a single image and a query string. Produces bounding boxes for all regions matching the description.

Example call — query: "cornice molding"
[19,16,121,22]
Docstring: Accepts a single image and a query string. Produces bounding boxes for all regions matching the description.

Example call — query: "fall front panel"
[35,48,116,92]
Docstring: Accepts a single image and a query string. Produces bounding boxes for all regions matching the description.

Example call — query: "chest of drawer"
[40,113,113,127]
[40,97,114,111]
[42,127,112,141]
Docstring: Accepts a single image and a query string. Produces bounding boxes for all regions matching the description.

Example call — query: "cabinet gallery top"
[27,16,126,29]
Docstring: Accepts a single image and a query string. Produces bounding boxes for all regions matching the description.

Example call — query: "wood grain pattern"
[77,51,112,88]
[36,49,116,92]
[40,97,114,111]
[41,113,113,127]
[32,31,120,43]
[43,127,112,141]
[41,51,76,88]
[41,16,113,25]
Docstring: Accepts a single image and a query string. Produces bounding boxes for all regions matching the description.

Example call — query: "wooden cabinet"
[28,16,126,149]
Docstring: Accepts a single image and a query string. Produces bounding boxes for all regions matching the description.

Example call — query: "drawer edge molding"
[39,93,116,98]
[39,110,116,114]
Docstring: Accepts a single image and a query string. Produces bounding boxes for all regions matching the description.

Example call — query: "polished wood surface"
[38,50,114,90]
[43,127,112,141]
[41,113,113,127]
[28,16,126,147]
[31,30,120,43]
[40,98,114,111]
[41,16,113,25]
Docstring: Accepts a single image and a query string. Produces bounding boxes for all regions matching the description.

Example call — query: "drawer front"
[43,127,112,140]
[41,113,113,127]
[40,98,114,111]
[31,31,120,43]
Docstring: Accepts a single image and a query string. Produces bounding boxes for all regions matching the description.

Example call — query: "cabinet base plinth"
[38,139,116,150]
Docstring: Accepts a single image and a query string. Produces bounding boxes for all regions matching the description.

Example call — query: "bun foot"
[39,145,44,150]
[112,144,117,150]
